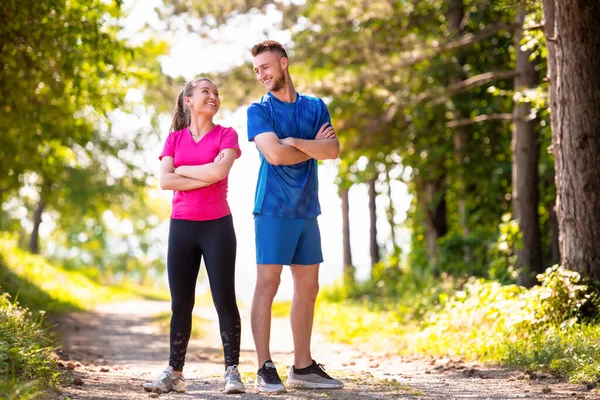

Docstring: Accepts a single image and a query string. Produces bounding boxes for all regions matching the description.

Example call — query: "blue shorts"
[254,215,323,265]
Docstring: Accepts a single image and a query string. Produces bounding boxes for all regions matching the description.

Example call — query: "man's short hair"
[250,40,288,59]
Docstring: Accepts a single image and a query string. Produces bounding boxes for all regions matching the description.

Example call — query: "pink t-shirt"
[159,125,241,221]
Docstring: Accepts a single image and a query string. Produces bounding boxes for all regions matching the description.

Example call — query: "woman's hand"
[213,152,225,163]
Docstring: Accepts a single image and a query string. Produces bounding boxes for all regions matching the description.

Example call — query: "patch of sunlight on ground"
[151,311,210,339]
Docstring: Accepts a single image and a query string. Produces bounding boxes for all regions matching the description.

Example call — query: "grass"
[272,300,291,317]
[0,292,59,399]
[315,301,408,350]
[501,324,600,383]
[315,266,600,384]
[0,235,170,398]
[0,237,169,314]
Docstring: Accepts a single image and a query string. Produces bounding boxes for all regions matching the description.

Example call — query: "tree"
[512,7,543,287]
[158,0,555,284]
[543,0,600,279]
[0,0,169,279]
[367,177,380,268]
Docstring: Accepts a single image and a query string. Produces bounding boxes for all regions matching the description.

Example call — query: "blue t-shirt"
[247,92,331,218]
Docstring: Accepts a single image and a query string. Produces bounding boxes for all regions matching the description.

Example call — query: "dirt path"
[52,300,595,400]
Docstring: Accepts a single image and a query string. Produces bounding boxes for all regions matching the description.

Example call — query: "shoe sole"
[224,388,246,394]
[254,383,287,393]
[225,383,246,394]
[172,384,187,393]
[286,378,344,389]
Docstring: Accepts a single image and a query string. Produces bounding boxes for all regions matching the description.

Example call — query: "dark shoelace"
[260,366,283,384]
[313,363,334,379]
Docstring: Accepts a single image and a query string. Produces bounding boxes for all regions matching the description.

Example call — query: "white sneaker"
[287,360,344,389]
[143,366,186,393]
[224,365,245,394]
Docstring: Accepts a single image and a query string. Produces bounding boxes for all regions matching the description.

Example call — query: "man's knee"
[256,275,281,299]
[296,282,319,302]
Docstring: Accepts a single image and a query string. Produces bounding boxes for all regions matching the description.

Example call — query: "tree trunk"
[548,200,560,265]
[421,176,449,261]
[385,169,397,250]
[367,178,380,268]
[513,8,543,287]
[448,0,469,235]
[29,196,45,254]
[340,186,355,286]
[543,0,600,278]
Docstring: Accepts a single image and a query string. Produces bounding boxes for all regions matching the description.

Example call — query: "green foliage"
[520,265,599,329]
[412,266,600,381]
[0,234,168,314]
[271,300,292,318]
[503,324,600,384]
[0,233,169,396]
[319,266,600,383]
[318,265,460,346]
[1,0,169,283]
[487,214,521,283]
[0,292,59,398]
[436,229,495,278]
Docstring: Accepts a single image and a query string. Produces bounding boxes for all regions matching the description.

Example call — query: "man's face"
[253,51,286,92]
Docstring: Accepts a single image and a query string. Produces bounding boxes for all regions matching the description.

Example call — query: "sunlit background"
[77,0,412,302]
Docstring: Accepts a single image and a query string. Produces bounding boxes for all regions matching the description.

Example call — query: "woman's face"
[186,80,220,116]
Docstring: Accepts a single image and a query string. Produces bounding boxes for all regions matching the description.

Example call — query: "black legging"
[167,215,241,371]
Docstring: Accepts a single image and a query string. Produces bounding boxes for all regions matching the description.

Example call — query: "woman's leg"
[167,218,202,372]
[200,215,241,367]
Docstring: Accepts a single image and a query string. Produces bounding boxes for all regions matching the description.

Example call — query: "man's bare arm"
[281,122,340,160]
[282,137,340,160]
[253,132,311,165]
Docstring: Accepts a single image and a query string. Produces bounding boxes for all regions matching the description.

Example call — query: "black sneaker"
[287,360,344,389]
[255,360,287,393]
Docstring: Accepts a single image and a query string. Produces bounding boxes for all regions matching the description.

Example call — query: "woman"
[143,78,244,394]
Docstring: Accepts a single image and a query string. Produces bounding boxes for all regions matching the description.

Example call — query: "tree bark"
[543,0,600,278]
[367,178,380,268]
[29,196,44,254]
[513,8,543,287]
[421,176,449,261]
[548,200,560,264]
[384,169,397,249]
[340,186,355,286]
[448,0,469,235]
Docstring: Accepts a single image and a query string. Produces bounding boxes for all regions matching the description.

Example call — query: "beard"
[267,74,286,92]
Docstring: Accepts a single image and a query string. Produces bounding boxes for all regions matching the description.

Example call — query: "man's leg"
[251,263,283,368]
[289,263,320,369]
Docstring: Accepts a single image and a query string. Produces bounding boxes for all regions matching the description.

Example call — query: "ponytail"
[169,77,215,132]
[169,90,190,132]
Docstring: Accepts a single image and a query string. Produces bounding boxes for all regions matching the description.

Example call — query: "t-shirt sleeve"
[159,132,175,160]
[247,103,275,142]
[319,98,332,127]
[220,127,242,158]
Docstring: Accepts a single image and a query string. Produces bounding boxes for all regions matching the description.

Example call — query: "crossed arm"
[254,122,340,166]
[159,148,238,191]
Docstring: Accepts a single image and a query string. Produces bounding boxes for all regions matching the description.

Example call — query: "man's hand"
[280,122,340,161]
[280,137,296,147]
[315,122,336,140]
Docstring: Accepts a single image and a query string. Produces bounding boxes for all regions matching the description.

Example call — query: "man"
[247,39,344,393]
